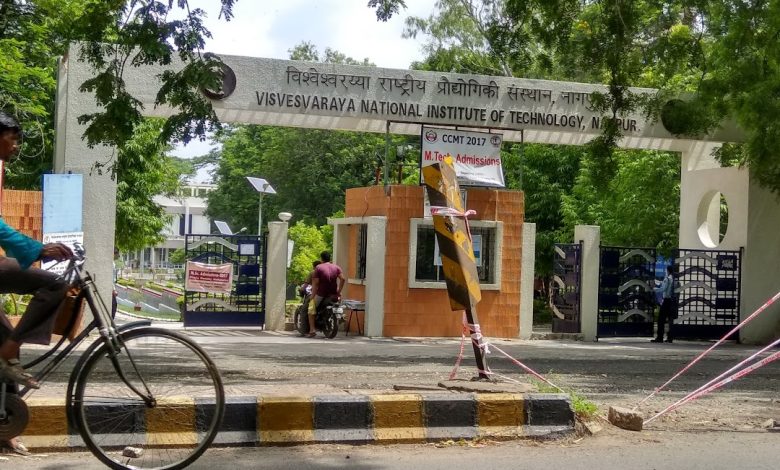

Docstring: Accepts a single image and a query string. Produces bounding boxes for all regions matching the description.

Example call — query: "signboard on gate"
[185,261,234,294]
[421,126,505,187]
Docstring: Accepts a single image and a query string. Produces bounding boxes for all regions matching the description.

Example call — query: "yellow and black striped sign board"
[422,159,481,311]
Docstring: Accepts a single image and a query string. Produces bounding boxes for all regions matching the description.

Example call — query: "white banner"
[421,126,505,187]
[42,232,84,275]
[185,261,233,294]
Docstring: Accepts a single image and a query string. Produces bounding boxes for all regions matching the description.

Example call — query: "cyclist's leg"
[0,260,67,373]
[5,267,67,344]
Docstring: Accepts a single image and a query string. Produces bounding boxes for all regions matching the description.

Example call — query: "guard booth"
[329,184,524,338]
[183,234,266,327]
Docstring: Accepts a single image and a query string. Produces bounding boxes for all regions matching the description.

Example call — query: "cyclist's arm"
[0,217,42,269]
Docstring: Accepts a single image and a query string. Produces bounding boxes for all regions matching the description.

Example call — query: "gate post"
[575,225,601,341]
[519,222,536,339]
[265,220,289,331]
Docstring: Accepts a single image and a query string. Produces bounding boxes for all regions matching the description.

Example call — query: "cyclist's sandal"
[0,438,30,456]
[0,357,39,389]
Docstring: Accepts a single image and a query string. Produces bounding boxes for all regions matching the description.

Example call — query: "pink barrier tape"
[644,336,780,425]
[450,313,562,392]
[645,348,780,425]
[484,342,564,392]
[429,206,477,241]
[449,312,469,380]
[635,290,780,410]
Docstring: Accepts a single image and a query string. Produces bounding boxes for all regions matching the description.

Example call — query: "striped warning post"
[422,160,481,312]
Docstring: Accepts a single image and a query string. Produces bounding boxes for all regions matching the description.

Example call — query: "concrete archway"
[55,45,779,342]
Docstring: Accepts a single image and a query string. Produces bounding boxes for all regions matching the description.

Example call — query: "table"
[341,299,365,336]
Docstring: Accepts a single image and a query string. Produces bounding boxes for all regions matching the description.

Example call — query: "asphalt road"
[21,325,780,432]
[13,429,780,469]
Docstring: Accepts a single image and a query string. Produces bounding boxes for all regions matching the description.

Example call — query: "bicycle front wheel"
[72,327,224,470]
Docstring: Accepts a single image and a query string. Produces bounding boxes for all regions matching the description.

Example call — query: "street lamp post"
[246,177,276,235]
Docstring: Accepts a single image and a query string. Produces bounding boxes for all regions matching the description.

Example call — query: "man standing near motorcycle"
[307,251,345,338]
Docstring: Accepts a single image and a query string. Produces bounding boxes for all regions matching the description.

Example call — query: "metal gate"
[184,234,267,327]
[551,243,582,333]
[597,246,656,338]
[672,248,742,340]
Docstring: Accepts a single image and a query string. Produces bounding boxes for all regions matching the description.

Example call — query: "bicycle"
[0,243,225,469]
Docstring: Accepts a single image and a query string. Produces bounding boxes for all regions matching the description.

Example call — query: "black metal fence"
[184,234,266,327]
[597,246,657,338]
[672,248,742,340]
[551,242,582,333]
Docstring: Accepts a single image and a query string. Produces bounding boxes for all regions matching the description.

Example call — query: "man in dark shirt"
[307,251,345,337]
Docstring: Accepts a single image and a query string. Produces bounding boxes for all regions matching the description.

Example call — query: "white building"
[129,183,216,270]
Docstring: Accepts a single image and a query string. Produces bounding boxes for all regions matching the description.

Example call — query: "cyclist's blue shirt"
[0,216,43,269]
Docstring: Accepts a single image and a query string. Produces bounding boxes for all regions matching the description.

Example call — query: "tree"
[0,0,79,188]
[205,125,410,229]
[561,149,681,254]
[0,0,226,249]
[115,119,186,251]
[1,0,237,177]
[288,221,329,285]
[502,143,581,275]
[289,42,373,66]
[683,1,780,196]
[368,0,407,22]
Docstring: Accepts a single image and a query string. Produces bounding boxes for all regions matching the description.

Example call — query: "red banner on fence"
[185,261,233,294]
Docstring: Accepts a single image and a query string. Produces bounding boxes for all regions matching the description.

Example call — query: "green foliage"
[533,298,553,324]
[169,248,187,264]
[368,0,407,22]
[686,1,780,195]
[205,124,413,229]
[503,143,582,276]
[288,221,329,285]
[562,149,681,255]
[533,378,598,419]
[1,0,235,186]
[115,119,182,252]
[1,294,31,316]
[289,41,373,66]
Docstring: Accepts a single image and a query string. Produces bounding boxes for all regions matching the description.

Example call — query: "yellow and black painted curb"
[21,393,574,449]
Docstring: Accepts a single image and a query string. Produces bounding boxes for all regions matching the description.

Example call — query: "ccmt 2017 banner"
[421,126,505,187]
[185,261,233,294]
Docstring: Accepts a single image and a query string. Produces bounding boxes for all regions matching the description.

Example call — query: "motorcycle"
[294,285,344,339]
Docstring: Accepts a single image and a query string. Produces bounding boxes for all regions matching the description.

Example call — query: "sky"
[172,0,436,179]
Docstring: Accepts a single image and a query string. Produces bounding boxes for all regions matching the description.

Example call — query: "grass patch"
[532,378,599,419]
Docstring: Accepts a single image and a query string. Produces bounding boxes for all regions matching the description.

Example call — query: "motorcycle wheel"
[295,304,309,335]
[323,313,338,339]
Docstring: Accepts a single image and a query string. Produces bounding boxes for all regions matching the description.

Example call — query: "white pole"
[258,193,264,236]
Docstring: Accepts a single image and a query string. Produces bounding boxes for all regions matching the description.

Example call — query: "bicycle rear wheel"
[72,327,224,470]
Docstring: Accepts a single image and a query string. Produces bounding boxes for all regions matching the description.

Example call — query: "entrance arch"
[55,45,779,343]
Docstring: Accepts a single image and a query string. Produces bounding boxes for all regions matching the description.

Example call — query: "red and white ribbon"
[429,206,477,241]
[645,347,780,425]
[635,290,780,410]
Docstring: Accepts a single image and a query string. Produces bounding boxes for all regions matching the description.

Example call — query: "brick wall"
[1,189,43,240]
[344,185,525,338]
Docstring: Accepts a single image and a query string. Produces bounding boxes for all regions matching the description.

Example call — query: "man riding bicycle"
[0,112,72,391]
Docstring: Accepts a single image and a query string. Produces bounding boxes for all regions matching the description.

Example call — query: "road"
[21,326,780,432]
[11,429,780,469]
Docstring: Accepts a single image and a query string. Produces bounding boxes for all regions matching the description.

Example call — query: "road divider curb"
[21,392,574,449]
